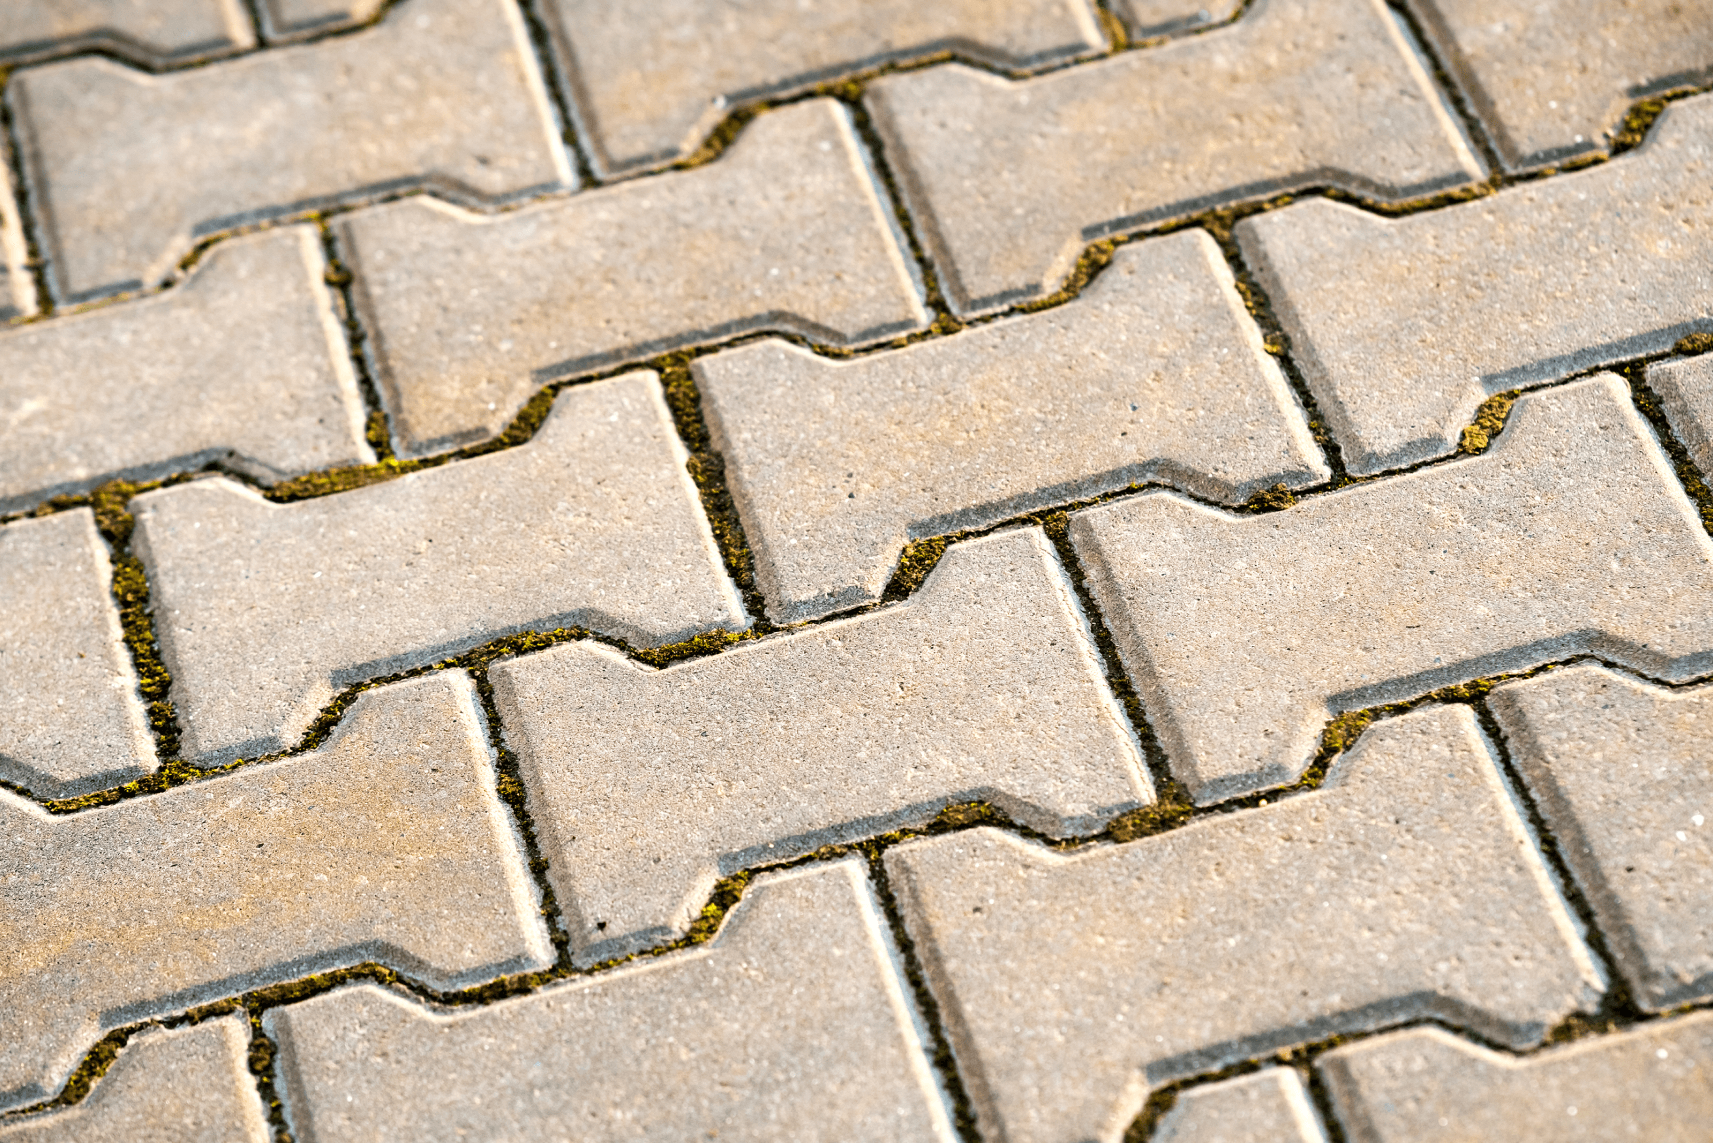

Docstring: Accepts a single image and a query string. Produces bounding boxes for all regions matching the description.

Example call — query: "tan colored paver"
[340,98,926,458]
[9,0,570,303]
[490,527,1148,963]
[1406,0,1713,171]
[865,0,1481,314]
[0,672,551,1113]
[0,509,153,799]
[1154,1070,1327,1143]
[0,161,32,322]
[267,860,955,1143]
[0,226,370,515]
[1235,93,1713,474]
[885,704,1602,1143]
[1651,353,1713,478]
[1070,375,1713,804]
[257,0,384,40]
[133,373,743,767]
[0,0,253,66]
[697,230,1326,623]
[1112,0,1242,37]
[0,1018,267,1143]
[1491,663,1713,1010]
[539,0,1106,178]
[1320,1014,1713,1142]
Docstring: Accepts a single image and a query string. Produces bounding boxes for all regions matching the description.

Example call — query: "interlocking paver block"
[864,0,1482,315]
[1153,1070,1327,1143]
[1651,353,1713,478]
[490,527,1149,963]
[0,0,253,67]
[1407,0,1713,171]
[0,1018,267,1143]
[1070,375,1713,804]
[0,160,32,322]
[697,230,1327,623]
[1235,94,1713,474]
[1490,663,1713,1010]
[258,0,384,40]
[0,509,154,799]
[1113,0,1242,37]
[133,373,743,767]
[0,671,551,1112]
[340,98,926,458]
[885,703,1602,1143]
[1319,1014,1713,1142]
[0,226,370,515]
[9,0,570,304]
[267,860,955,1143]
[539,0,1105,178]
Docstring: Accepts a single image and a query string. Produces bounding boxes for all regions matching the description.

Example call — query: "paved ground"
[1,0,1711,1139]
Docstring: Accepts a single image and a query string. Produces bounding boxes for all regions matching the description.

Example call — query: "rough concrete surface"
[697,230,1326,622]
[258,0,386,40]
[1153,1069,1328,1143]
[267,860,955,1143]
[490,527,1149,963]
[1651,351,1713,477]
[0,0,254,67]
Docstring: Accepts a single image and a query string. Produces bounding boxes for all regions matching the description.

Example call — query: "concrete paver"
[0,1018,267,1143]
[1406,0,1713,171]
[696,230,1326,623]
[1152,1069,1327,1143]
[0,161,32,323]
[490,527,1148,963]
[0,0,253,67]
[539,0,1107,178]
[1113,0,1242,37]
[1319,1014,1713,1142]
[340,98,926,458]
[884,704,1602,1143]
[1070,376,1713,803]
[1235,93,1713,474]
[133,373,743,767]
[0,509,154,799]
[0,226,370,515]
[258,0,385,40]
[1491,663,1713,1010]
[865,0,1481,315]
[8,0,570,304]
[266,860,955,1143]
[1651,353,1713,478]
[0,671,552,1113]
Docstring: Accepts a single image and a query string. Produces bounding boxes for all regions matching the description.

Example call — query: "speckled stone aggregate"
[1153,1070,1328,1143]
[697,231,1326,623]
[0,0,253,66]
[0,672,551,1113]
[9,0,569,303]
[865,0,1481,314]
[267,861,954,1143]
[0,1019,267,1143]
[1491,663,1713,1010]
[0,226,370,514]
[1651,352,1713,478]
[490,527,1148,963]
[133,373,742,767]
[1319,1014,1713,1142]
[1071,376,1713,803]
[339,98,926,458]
[1236,93,1713,474]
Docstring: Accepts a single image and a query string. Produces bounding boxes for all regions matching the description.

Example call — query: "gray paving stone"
[0,0,253,67]
[1407,0,1713,171]
[9,0,571,305]
[1112,0,1242,37]
[1070,375,1713,804]
[1235,93,1713,474]
[133,373,744,768]
[490,527,1149,964]
[0,160,32,322]
[538,0,1106,178]
[1319,1014,1713,1142]
[1153,1070,1328,1143]
[1490,663,1713,1010]
[885,703,1603,1143]
[0,509,154,799]
[0,226,371,515]
[864,0,1482,315]
[697,231,1327,623]
[0,671,552,1113]
[1651,353,1713,478]
[339,98,926,459]
[0,1018,267,1143]
[258,0,385,40]
[267,860,955,1143]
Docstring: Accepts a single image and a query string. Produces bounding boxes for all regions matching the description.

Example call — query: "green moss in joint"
[1457,390,1520,455]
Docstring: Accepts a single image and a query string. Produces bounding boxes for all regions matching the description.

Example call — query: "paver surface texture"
[0,0,1709,1138]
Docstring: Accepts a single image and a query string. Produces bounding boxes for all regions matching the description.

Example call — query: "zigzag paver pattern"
[0,1,1709,1139]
